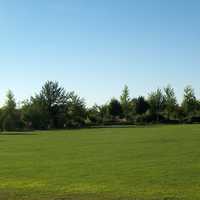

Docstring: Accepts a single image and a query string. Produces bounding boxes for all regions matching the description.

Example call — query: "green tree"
[1,90,23,131]
[66,92,87,128]
[148,89,165,122]
[39,81,69,128]
[120,85,131,120]
[5,90,16,112]
[109,98,122,120]
[164,85,177,120]
[182,86,197,116]
[135,96,149,115]
[87,104,102,124]
[99,104,110,123]
[21,97,49,130]
[22,82,87,129]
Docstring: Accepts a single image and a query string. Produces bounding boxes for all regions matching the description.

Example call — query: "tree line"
[0,81,200,131]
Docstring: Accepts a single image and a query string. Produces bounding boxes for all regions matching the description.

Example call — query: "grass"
[0,125,200,200]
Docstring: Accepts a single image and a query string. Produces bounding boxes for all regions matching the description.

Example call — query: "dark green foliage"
[163,85,177,120]
[1,82,200,131]
[99,104,111,123]
[135,96,149,115]
[87,105,103,124]
[108,98,123,119]
[148,89,165,122]
[66,92,87,128]
[39,81,69,129]
[16,81,87,130]
[0,91,24,131]
[182,86,198,116]
[21,98,49,130]
[120,85,132,120]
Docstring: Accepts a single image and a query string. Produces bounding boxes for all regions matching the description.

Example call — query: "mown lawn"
[0,125,200,200]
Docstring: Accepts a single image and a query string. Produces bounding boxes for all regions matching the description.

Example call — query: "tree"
[22,81,69,129]
[5,90,16,112]
[164,85,177,120]
[39,81,69,128]
[120,85,130,106]
[182,86,197,116]
[120,85,131,120]
[66,92,87,128]
[87,104,102,124]
[109,98,122,119]
[21,97,49,130]
[148,89,165,122]
[174,105,185,122]
[135,96,149,115]
[21,81,88,129]
[99,104,110,123]
[0,90,23,131]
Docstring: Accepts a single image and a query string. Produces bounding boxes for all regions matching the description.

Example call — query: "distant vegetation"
[0,81,200,131]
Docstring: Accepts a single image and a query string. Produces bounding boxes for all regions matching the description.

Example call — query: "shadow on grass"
[89,124,172,129]
[0,132,37,136]
[54,194,182,200]
[0,191,183,200]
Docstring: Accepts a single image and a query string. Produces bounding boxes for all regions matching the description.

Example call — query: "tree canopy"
[1,82,200,131]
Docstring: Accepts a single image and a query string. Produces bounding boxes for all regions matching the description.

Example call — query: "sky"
[0,0,200,106]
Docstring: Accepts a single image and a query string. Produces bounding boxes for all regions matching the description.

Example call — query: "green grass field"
[0,125,200,200]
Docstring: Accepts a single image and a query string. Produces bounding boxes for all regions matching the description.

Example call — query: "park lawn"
[0,125,200,200]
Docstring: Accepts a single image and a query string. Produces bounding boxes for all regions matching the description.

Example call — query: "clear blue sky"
[0,0,200,106]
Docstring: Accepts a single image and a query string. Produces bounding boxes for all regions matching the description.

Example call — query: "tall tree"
[148,89,165,122]
[1,90,23,131]
[120,85,131,120]
[164,85,177,120]
[5,90,16,113]
[39,81,69,128]
[66,92,87,128]
[182,86,197,116]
